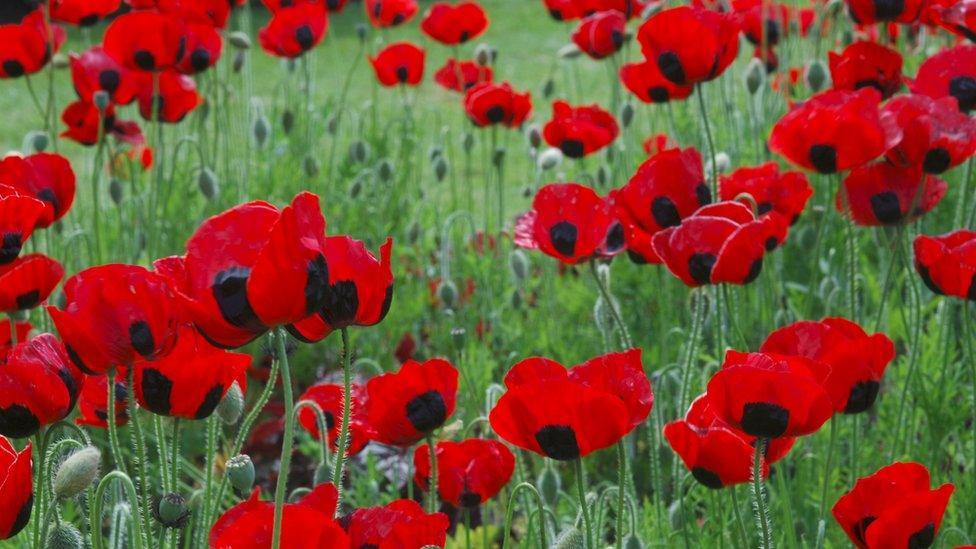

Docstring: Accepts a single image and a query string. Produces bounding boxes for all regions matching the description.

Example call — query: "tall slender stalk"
[695,84,718,196]
[271,328,297,549]
[575,458,594,549]
[425,435,439,513]
[752,439,773,549]
[331,327,352,513]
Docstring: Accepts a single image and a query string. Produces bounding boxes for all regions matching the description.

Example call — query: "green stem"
[695,84,718,196]
[501,482,547,549]
[426,434,439,513]
[125,367,152,546]
[199,415,219,545]
[271,328,296,549]
[106,370,127,475]
[752,439,773,549]
[615,442,626,548]
[331,327,352,514]
[589,261,633,349]
[91,471,145,549]
[817,418,837,533]
[730,486,749,549]
[575,458,594,549]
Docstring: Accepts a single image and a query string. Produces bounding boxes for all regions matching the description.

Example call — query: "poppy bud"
[554,528,587,549]
[744,58,765,95]
[407,221,422,244]
[509,250,529,281]
[303,156,320,177]
[429,146,443,162]
[52,53,69,70]
[198,168,218,200]
[558,44,582,59]
[620,102,635,128]
[109,179,124,206]
[53,446,101,499]
[226,455,255,493]
[462,132,475,153]
[492,147,506,168]
[356,23,368,43]
[597,165,611,187]
[153,493,190,529]
[326,113,339,135]
[475,43,492,66]
[527,125,543,149]
[27,131,49,153]
[45,523,83,549]
[623,534,645,549]
[510,289,522,309]
[217,383,244,425]
[233,51,246,74]
[451,327,466,350]
[538,147,563,171]
[281,110,295,134]
[434,157,448,182]
[228,31,252,50]
[805,60,828,92]
[437,280,458,309]
[253,115,270,147]
[543,78,556,99]
[537,465,561,506]
[377,159,394,182]
[349,141,369,164]
[349,178,363,199]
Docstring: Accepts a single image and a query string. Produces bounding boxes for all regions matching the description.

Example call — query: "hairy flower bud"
[217,383,244,425]
[53,446,101,499]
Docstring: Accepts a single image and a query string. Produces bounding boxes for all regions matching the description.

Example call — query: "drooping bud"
[537,465,561,506]
[620,102,635,128]
[226,455,255,493]
[744,58,765,95]
[281,110,295,134]
[153,493,190,529]
[623,534,645,549]
[558,44,582,59]
[109,179,124,206]
[597,165,611,187]
[509,250,529,281]
[407,220,422,244]
[537,147,563,171]
[216,383,244,425]
[233,51,246,74]
[433,157,448,182]
[377,159,394,182]
[542,78,556,99]
[349,141,369,164]
[492,147,506,168]
[253,115,270,147]
[197,167,218,200]
[462,132,475,153]
[475,43,492,66]
[53,446,101,499]
[228,31,251,50]
[553,528,587,549]
[45,523,83,549]
[527,125,542,149]
[437,280,459,309]
[510,289,522,309]
[356,23,368,43]
[805,59,828,92]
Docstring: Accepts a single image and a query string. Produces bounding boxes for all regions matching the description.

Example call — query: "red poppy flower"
[838,162,947,226]
[156,192,329,349]
[762,318,895,414]
[75,373,128,428]
[612,147,710,264]
[345,499,449,547]
[620,59,694,104]
[298,382,373,455]
[652,201,785,286]
[643,133,676,155]
[287,236,393,343]
[70,46,137,105]
[0,320,31,362]
[173,20,222,75]
[734,0,789,45]
[931,0,976,42]
[258,2,327,59]
[544,0,584,20]
[59,100,144,147]
[909,45,976,113]
[884,94,976,174]
[369,42,425,87]
[365,0,419,27]
[51,0,120,26]
[0,437,31,540]
[664,393,795,489]
[463,81,532,128]
[586,0,648,17]
[210,483,349,548]
[489,350,650,460]
[47,264,180,375]
[365,358,458,447]
[434,58,492,92]
[719,162,813,225]
[515,183,624,264]
[828,41,903,99]
[0,192,46,266]
[0,255,63,315]
[543,100,619,158]
[706,350,833,439]
[133,325,249,420]
[637,6,740,86]
[914,230,976,300]
[769,88,900,174]
[421,1,489,45]
[0,10,65,79]
[833,462,954,549]
[155,0,237,28]
[844,0,926,23]
[572,10,626,59]
[0,334,82,439]
[414,438,515,507]
[132,69,200,123]
[0,153,76,228]
[103,11,186,71]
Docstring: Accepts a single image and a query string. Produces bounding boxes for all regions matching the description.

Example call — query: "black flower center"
[534,424,580,460]
[740,402,790,438]
[549,221,578,258]
[405,390,447,433]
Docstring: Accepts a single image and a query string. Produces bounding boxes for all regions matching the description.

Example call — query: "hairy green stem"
[575,458,594,549]
[426,434,439,513]
[752,439,773,549]
[331,327,352,513]
[271,328,297,549]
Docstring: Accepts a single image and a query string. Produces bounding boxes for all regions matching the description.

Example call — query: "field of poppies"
[2,0,976,547]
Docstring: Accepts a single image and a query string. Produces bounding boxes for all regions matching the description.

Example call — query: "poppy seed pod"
[226,455,255,493]
[27,131,49,153]
[228,31,252,50]
[537,147,563,171]
[92,90,111,114]
[558,44,582,59]
[805,60,827,92]
[153,493,190,529]
[624,535,645,549]
[744,58,765,95]
[45,523,83,549]
[198,168,218,200]
[109,179,123,206]
[53,446,100,499]
[52,54,69,70]
[217,383,244,425]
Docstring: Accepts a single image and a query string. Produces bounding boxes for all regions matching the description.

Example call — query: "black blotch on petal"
[395,66,409,82]
[688,253,717,285]
[808,144,837,174]
[1,232,23,264]
[57,367,80,411]
[917,265,945,295]
[923,148,951,174]
[79,14,98,26]
[392,14,405,25]
[485,105,505,123]
[549,221,578,258]
[459,31,470,43]
[764,236,778,251]
[967,274,976,301]
[99,69,121,94]
[648,86,670,103]
[405,390,447,433]
[534,424,580,461]
[194,383,224,419]
[304,254,329,315]
[605,223,624,253]
[323,411,336,430]
[610,30,624,49]
[65,344,96,375]
[852,516,876,546]
[37,188,60,217]
[691,467,724,489]
[695,183,712,206]
[141,368,173,415]
[190,49,211,72]
[15,290,40,310]
[133,50,155,71]
[212,267,266,332]
[129,320,155,358]
[320,280,359,328]
[378,285,394,323]
[853,79,884,95]
[559,139,585,159]
[744,258,764,283]
[0,404,40,438]
[908,523,935,549]
[657,51,686,85]
[873,0,905,20]
[549,8,564,20]
[459,491,482,508]
[844,380,880,414]
[3,60,25,77]
[740,402,789,438]
[651,196,682,228]
[295,26,314,51]
[870,191,902,224]
[949,76,976,112]
[10,494,32,539]
[627,250,648,265]
[757,202,773,215]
